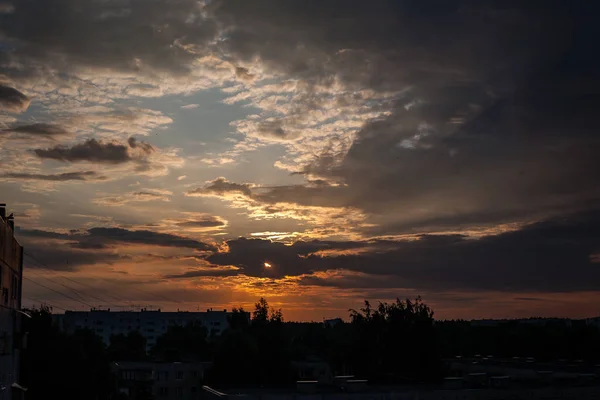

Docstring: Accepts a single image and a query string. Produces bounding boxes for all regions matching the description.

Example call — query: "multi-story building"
[0,204,25,400]
[54,308,245,351]
[112,361,211,400]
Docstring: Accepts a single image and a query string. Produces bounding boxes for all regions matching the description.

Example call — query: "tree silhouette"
[21,306,113,400]
[108,331,147,361]
[150,322,210,362]
[349,297,440,383]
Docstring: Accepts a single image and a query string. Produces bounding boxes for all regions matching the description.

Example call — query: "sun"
[264,262,272,268]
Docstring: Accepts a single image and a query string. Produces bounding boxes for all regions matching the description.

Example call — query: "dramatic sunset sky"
[1,1,599,321]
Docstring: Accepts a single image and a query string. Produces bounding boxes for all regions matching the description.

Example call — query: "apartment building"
[0,204,25,400]
[55,308,245,350]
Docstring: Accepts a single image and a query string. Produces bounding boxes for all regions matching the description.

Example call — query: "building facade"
[112,361,211,400]
[55,309,244,350]
[0,205,25,400]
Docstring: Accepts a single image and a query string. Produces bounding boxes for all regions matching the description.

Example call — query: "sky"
[1,0,599,321]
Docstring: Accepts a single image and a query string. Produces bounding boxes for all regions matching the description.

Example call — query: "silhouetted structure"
[0,204,25,400]
[55,308,248,351]
[112,361,210,400]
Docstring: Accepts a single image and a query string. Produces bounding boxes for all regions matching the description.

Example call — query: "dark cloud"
[164,267,240,279]
[256,120,298,140]
[187,177,253,197]
[0,84,30,112]
[234,66,254,81]
[85,227,216,251]
[3,171,106,181]
[2,123,69,136]
[128,137,155,154]
[34,138,131,163]
[17,226,216,254]
[210,1,571,90]
[175,216,226,228]
[203,1,600,233]
[206,238,370,278]
[205,211,600,293]
[0,0,218,76]
[22,244,121,271]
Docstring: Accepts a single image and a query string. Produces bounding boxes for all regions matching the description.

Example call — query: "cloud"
[22,245,122,271]
[86,227,214,250]
[188,0,600,237]
[3,0,600,317]
[1,0,218,76]
[2,123,69,136]
[0,84,30,112]
[93,189,173,206]
[17,225,216,254]
[2,171,106,181]
[180,104,199,109]
[187,177,253,198]
[234,66,255,81]
[164,266,241,279]
[34,138,131,163]
[33,137,157,166]
[185,177,368,238]
[0,3,15,14]
[175,216,226,228]
[202,211,600,293]
[127,137,155,154]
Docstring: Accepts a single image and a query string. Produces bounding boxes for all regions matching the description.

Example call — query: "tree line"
[20,297,600,400]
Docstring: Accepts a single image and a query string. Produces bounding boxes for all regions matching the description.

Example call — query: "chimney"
[7,213,14,230]
[0,203,5,220]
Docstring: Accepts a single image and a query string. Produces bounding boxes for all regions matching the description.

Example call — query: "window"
[191,370,198,378]
[11,276,18,300]
[122,371,136,380]
[157,387,169,397]
[2,288,8,305]
[0,331,9,355]
[176,371,184,380]
[191,386,197,394]
[176,387,184,398]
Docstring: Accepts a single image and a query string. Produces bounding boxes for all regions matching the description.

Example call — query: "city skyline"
[1,1,599,321]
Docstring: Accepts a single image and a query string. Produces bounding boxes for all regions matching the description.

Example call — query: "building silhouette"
[54,308,245,351]
[0,204,25,399]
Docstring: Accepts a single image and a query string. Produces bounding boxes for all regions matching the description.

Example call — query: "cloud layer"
[4,1,600,319]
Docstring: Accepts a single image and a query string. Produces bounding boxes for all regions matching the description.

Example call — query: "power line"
[22,250,182,308]
[23,296,67,312]
[22,276,95,309]
[60,275,129,305]
[23,255,100,304]
[23,250,128,304]
[23,251,125,308]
